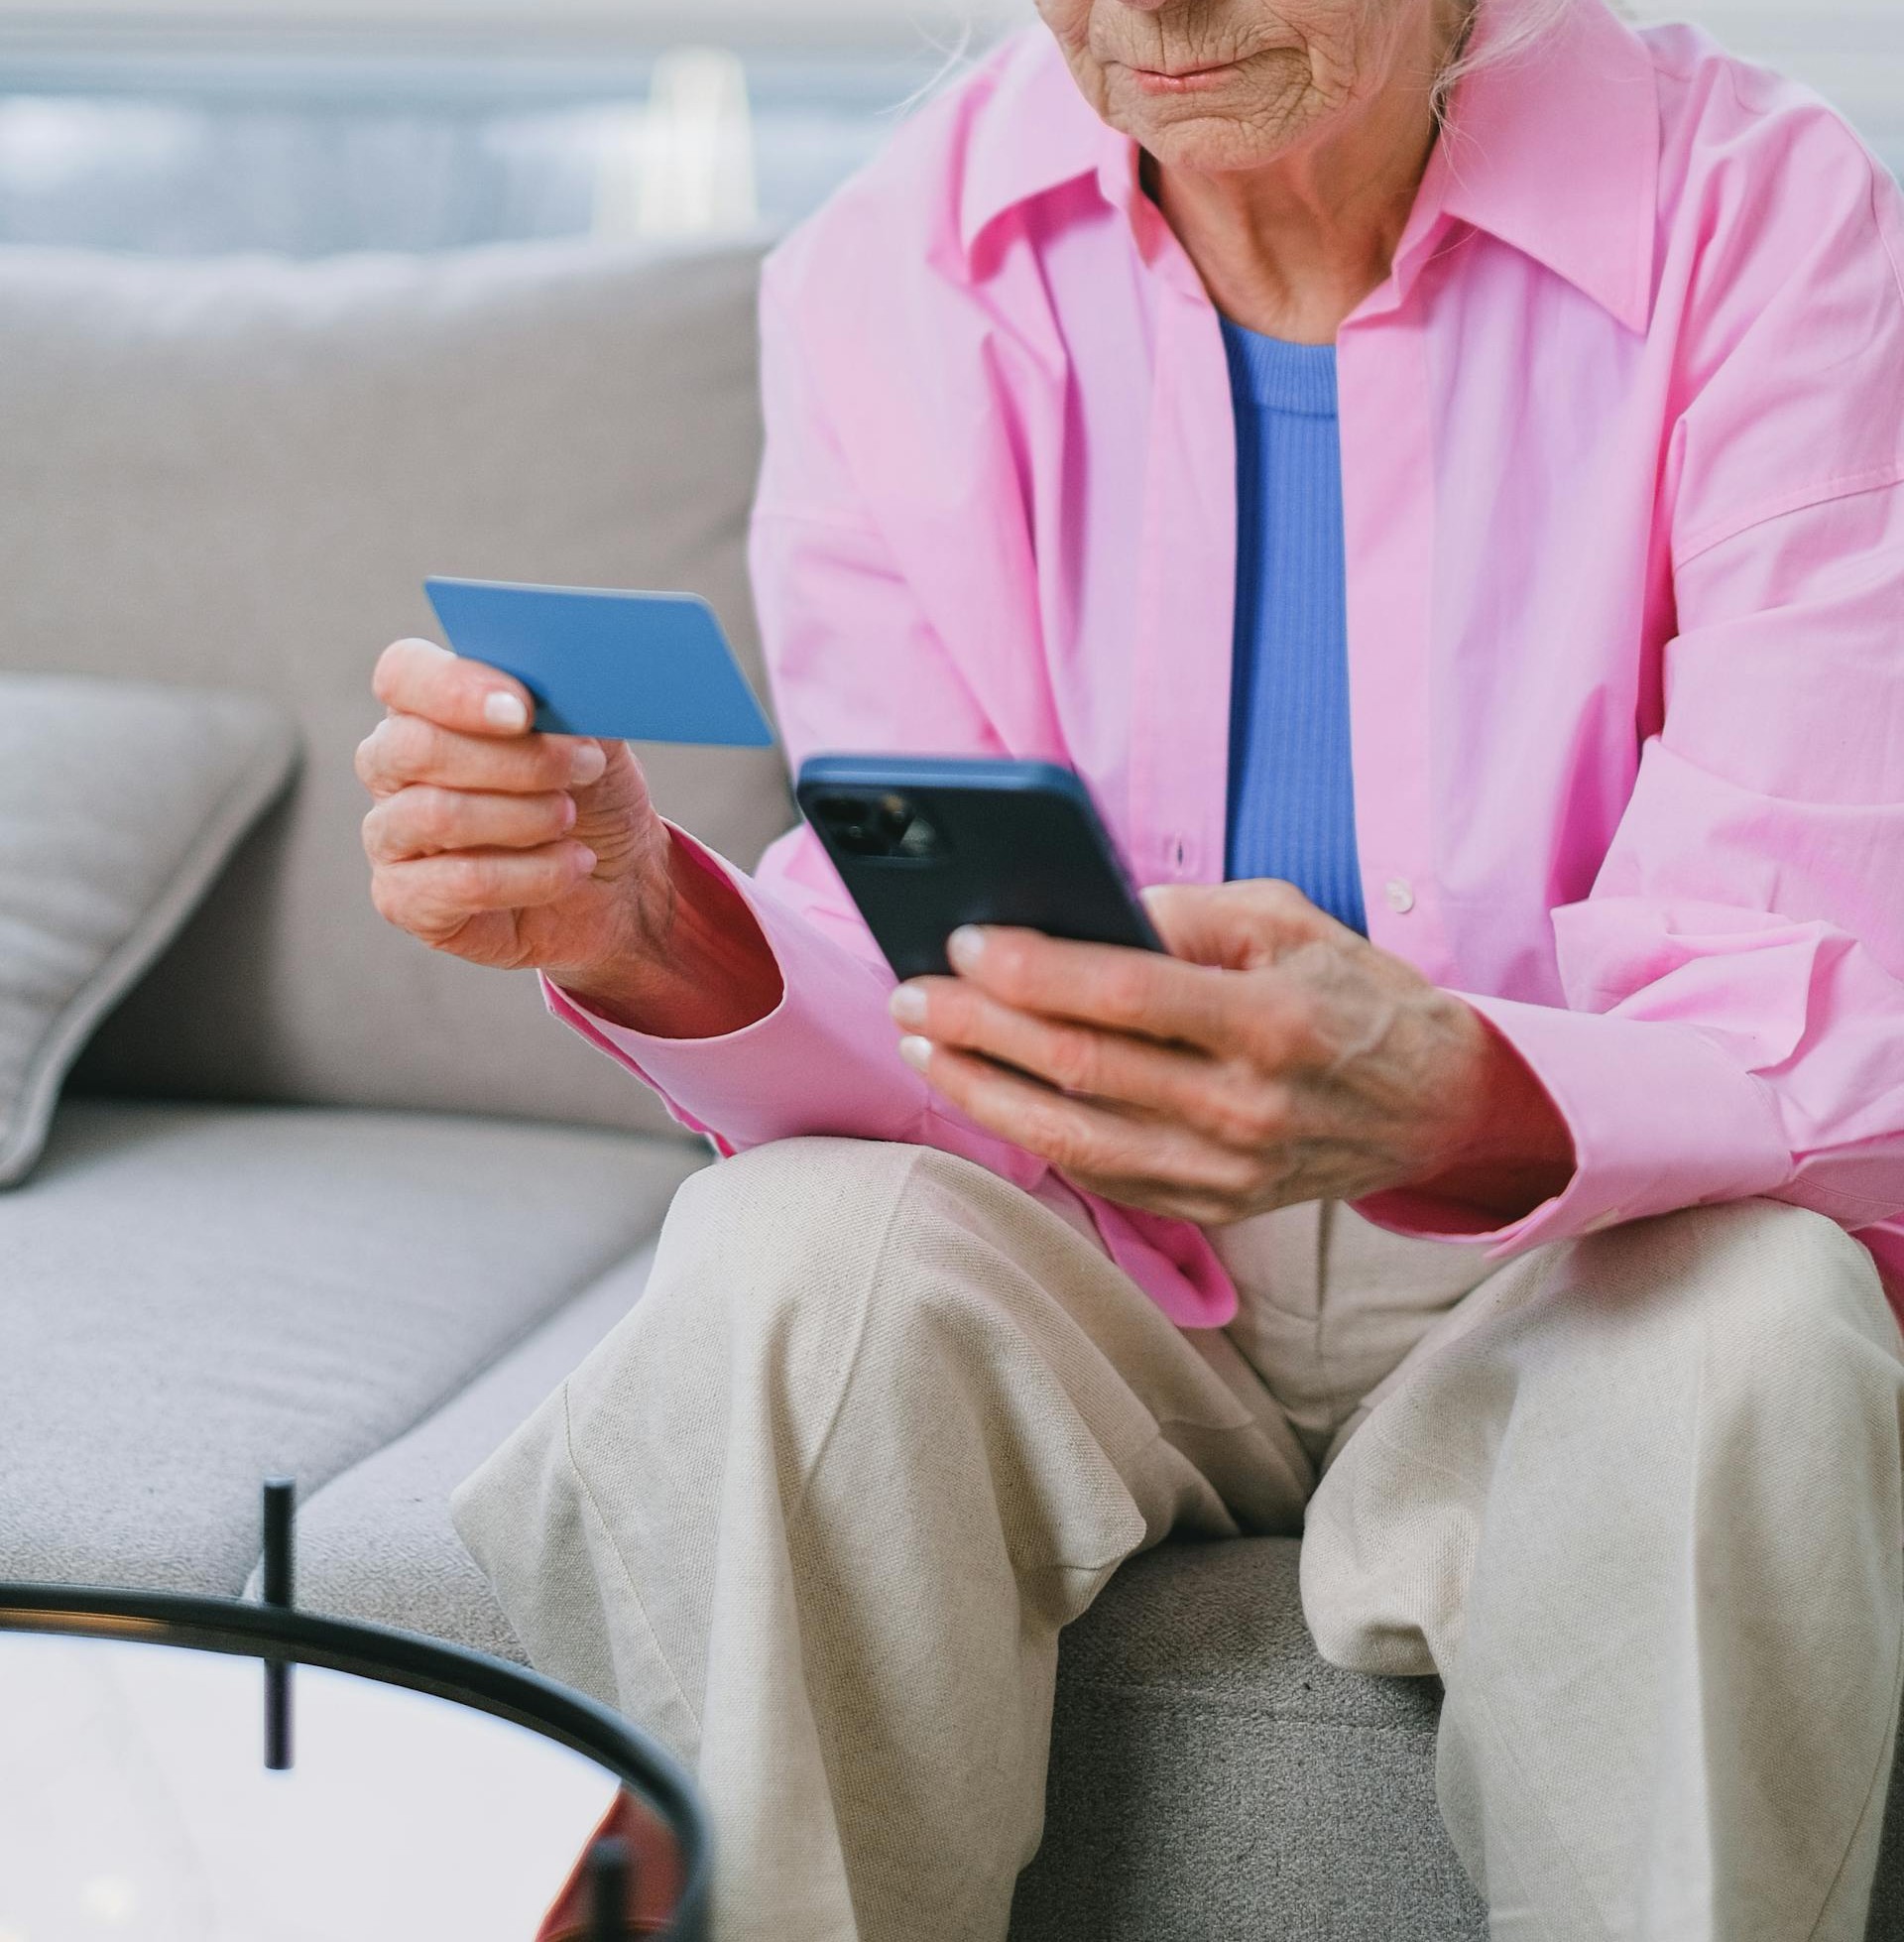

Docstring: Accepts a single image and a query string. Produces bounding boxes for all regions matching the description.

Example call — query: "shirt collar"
[956,0,1659,332]
[1431,0,1661,331]
[956,31,1130,262]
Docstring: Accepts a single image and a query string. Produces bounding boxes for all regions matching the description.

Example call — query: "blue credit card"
[424,577,776,748]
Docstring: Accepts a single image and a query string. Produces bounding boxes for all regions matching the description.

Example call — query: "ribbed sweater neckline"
[1219,317,1339,419]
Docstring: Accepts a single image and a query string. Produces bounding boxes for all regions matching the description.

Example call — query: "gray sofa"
[1,234,1898,1939]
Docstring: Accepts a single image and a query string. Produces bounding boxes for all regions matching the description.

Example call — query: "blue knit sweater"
[1220,318,1368,935]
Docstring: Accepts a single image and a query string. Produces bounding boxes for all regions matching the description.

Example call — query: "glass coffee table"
[0,1488,709,1942]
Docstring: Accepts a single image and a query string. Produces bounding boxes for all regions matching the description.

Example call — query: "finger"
[896,977,1300,1152]
[892,974,1217,1109]
[373,638,536,738]
[1139,879,1357,971]
[363,786,577,865]
[356,712,608,798]
[371,842,597,932]
[944,926,1241,1051]
[900,1039,1263,1209]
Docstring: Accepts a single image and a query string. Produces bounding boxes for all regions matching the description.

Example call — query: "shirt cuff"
[542,826,929,1154]
[1354,995,1794,1255]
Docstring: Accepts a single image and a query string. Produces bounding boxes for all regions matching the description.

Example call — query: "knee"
[666,1134,926,1254]
[1606,1198,1898,1423]
[584,1138,1085,1496]
[651,1137,933,1337]
[1652,1198,1885,1331]
[636,1137,1044,1378]
[555,1140,944,1468]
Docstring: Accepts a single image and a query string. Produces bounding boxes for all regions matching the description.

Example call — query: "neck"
[1150,7,1465,344]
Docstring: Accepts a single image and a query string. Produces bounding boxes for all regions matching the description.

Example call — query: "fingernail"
[947,926,987,971]
[484,691,530,732]
[897,1035,933,1073]
[574,845,599,875]
[559,794,578,830]
[889,985,927,1028]
[568,742,608,786]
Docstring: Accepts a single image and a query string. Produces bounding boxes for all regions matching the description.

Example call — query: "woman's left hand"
[888,881,1576,1228]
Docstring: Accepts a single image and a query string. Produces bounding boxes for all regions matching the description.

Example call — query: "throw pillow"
[0,673,298,1186]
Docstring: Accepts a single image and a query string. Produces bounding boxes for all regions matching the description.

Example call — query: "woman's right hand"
[357,638,669,991]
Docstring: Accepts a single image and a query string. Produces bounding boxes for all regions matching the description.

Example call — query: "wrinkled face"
[1035,0,1450,174]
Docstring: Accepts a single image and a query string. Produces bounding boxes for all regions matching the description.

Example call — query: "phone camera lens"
[809,788,945,861]
[815,794,889,857]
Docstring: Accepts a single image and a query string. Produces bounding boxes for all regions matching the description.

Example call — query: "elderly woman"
[357,0,1904,1934]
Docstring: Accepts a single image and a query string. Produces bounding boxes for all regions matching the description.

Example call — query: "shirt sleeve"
[1363,117,1904,1254]
[544,250,1048,1198]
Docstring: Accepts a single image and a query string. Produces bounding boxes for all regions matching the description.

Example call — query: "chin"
[1126,109,1298,179]
[1104,76,1311,178]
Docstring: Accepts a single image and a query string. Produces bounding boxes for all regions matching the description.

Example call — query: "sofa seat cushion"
[1012,1538,1488,1941]
[280,1240,670,1659]
[0,1099,701,1596]
[1013,1538,1904,1941]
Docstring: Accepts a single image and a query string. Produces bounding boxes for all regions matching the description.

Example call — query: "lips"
[1128,59,1243,93]
[1139,61,1235,80]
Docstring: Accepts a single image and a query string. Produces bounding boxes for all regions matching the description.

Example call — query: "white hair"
[1436,0,1579,116]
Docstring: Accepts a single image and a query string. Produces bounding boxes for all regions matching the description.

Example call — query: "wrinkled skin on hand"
[889,880,1575,1227]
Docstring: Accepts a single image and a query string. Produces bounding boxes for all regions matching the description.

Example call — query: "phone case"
[795,756,1163,981]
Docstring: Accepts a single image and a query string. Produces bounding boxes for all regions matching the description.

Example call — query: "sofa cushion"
[0,675,296,1187]
[0,239,788,1137]
[279,1240,671,1661]
[1014,1538,1904,1942]
[0,1099,701,1595]
[1012,1538,1488,1941]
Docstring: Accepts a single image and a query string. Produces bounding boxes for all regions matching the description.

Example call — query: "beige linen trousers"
[453,1138,1904,1942]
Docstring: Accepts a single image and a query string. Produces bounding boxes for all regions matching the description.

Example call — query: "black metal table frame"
[0,1580,710,1941]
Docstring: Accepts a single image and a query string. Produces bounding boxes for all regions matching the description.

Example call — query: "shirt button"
[1383,877,1415,914]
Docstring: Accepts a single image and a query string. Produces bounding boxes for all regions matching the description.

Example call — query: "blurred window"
[0,61,910,254]
[0,1,1027,253]
[0,1,1893,255]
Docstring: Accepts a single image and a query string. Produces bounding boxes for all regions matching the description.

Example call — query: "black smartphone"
[795,755,1164,981]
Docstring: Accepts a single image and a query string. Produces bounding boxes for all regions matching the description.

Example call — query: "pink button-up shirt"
[552,0,1904,1329]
